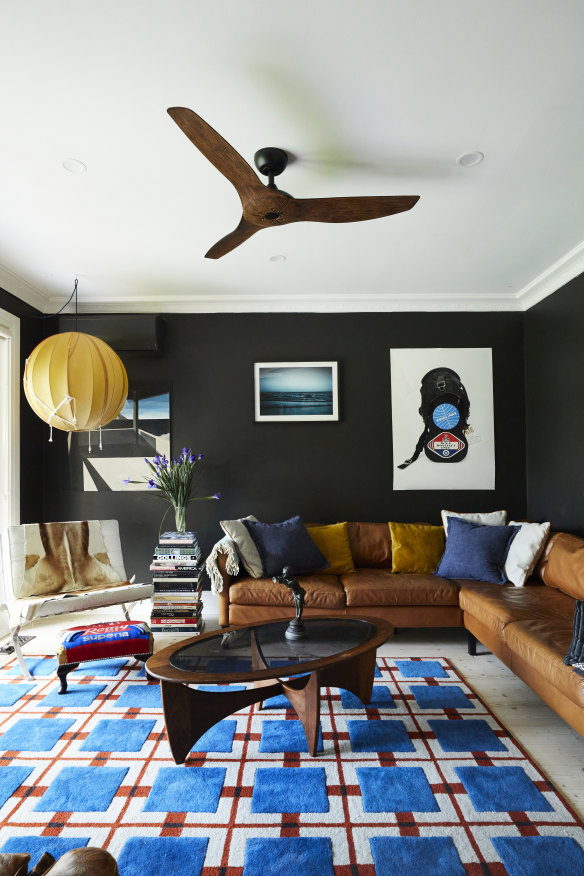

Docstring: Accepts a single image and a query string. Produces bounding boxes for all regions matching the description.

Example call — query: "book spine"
[151,606,203,617]
[150,617,202,625]
[150,614,199,626]
[151,558,201,564]
[153,585,200,593]
[151,628,203,634]
[154,548,200,556]
[150,568,200,575]
[152,596,202,604]
[152,557,199,563]
[151,574,201,579]
[149,563,201,569]
[158,537,197,546]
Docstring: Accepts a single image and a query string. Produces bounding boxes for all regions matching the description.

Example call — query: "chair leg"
[12,626,33,680]
[57,663,79,694]
[467,630,478,656]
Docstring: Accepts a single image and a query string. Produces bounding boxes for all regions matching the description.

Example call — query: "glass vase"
[173,504,187,533]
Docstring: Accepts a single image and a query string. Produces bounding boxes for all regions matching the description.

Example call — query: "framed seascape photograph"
[254,362,339,422]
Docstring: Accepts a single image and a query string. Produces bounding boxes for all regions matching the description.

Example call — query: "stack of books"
[149,531,204,635]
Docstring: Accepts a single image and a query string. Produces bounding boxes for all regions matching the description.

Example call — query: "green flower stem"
[130,449,220,537]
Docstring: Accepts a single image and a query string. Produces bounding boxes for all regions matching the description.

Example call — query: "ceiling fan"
[167,107,420,259]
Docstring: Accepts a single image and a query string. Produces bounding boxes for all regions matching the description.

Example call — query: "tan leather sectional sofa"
[214,522,584,737]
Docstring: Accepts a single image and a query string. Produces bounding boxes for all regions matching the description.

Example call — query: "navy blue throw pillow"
[435,517,520,585]
[243,515,329,578]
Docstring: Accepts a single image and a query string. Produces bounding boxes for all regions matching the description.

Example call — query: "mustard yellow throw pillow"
[389,522,445,574]
[306,522,355,575]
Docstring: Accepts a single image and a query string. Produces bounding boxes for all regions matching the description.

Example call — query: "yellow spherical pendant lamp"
[23,331,128,434]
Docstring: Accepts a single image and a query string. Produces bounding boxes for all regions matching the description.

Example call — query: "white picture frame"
[254,362,339,422]
[391,347,495,490]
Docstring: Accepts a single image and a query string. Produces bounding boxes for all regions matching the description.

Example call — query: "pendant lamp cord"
[29,277,79,319]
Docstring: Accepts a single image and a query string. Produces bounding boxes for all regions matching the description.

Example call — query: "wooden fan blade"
[167,107,263,196]
[291,195,419,223]
[205,216,261,259]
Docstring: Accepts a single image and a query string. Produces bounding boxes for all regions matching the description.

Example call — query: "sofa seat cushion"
[458,580,571,637]
[340,569,459,607]
[503,615,584,708]
[229,574,345,610]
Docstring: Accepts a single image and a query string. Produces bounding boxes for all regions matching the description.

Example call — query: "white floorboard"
[3,599,583,821]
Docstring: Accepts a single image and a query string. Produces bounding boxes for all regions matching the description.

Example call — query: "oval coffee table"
[146,615,393,763]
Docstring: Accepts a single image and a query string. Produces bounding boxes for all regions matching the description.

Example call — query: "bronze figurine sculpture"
[274,566,307,639]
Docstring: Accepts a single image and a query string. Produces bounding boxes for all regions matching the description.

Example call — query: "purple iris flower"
[189,455,196,463]
[148,479,157,489]
[122,478,130,485]
[212,492,221,500]
[197,453,204,460]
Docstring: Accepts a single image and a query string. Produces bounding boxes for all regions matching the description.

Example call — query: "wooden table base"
[159,646,377,764]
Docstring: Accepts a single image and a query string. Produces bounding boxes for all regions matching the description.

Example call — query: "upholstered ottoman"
[56,620,153,693]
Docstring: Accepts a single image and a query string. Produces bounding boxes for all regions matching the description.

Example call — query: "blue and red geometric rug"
[0,654,583,875]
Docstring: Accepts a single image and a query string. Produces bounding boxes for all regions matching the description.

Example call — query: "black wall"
[525,273,584,534]
[38,311,526,584]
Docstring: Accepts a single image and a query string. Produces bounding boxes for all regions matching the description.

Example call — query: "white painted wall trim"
[0,264,51,313]
[42,291,525,314]
[0,309,20,527]
[514,239,584,311]
[4,244,583,315]
[0,308,20,639]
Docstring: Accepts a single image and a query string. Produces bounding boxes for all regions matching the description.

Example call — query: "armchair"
[0,519,153,680]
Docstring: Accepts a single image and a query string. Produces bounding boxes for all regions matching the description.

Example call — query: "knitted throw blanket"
[205,536,239,594]
[564,599,584,666]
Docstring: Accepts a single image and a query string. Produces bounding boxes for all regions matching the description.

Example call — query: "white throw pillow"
[505,521,551,587]
[441,509,507,535]
[219,516,263,578]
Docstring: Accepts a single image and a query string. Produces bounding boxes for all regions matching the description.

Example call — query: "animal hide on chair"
[19,521,126,599]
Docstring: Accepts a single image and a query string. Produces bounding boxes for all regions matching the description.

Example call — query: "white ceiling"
[2,0,584,314]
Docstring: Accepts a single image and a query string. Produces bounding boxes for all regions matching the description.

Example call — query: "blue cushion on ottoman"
[243,516,328,577]
[435,517,519,585]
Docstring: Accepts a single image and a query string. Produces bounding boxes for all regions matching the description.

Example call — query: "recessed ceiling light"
[456,151,484,167]
[269,254,287,262]
[62,158,87,174]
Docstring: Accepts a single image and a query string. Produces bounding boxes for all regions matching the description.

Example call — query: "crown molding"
[0,264,51,312]
[47,290,523,314]
[16,240,584,315]
[515,238,584,311]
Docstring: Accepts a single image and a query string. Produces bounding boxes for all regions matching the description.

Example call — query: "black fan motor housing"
[254,147,288,177]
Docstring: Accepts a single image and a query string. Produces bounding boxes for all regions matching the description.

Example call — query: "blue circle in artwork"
[433,403,460,429]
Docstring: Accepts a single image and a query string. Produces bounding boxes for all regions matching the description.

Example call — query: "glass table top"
[169,618,377,675]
